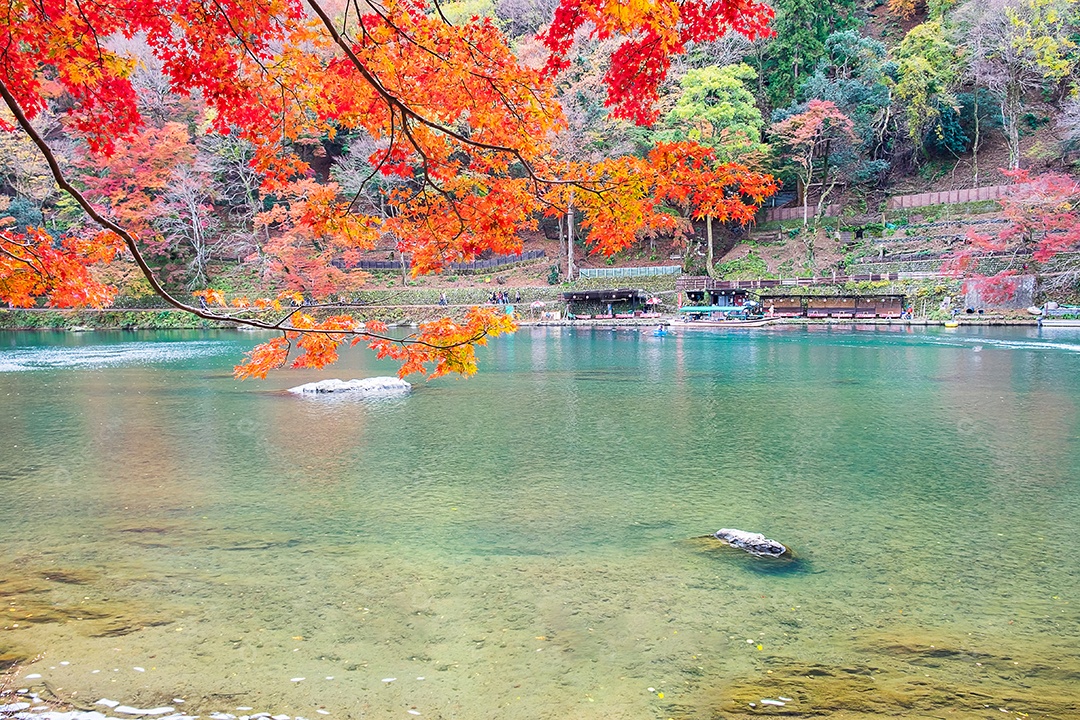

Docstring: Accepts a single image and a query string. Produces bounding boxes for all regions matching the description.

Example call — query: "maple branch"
[71,0,111,70]
[304,0,578,193]
[362,0,452,64]
[427,0,454,26]
[0,243,48,278]
[0,75,485,354]
[360,0,530,122]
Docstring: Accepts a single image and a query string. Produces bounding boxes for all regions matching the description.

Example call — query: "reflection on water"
[2,326,1080,719]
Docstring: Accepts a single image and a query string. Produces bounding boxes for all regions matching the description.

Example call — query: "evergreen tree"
[752,0,862,109]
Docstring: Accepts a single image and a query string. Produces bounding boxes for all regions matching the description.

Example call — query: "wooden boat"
[674,306,778,328]
[675,317,778,328]
[1039,318,1080,327]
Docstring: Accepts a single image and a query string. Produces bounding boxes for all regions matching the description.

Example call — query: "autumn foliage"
[540,0,774,124]
[946,169,1080,300]
[0,227,121,308]
[0,0,777,378]
[546,143,778,256]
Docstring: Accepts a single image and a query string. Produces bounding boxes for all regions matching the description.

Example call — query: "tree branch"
[0,74,486,353]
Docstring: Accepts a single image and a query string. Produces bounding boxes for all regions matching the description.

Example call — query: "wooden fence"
[762,184,1012,221]
[886,185,1009,210]
[762,204,840,222]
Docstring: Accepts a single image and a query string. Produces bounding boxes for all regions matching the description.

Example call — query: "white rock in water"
[287,378,411,396]
[715,528,788,558]
[95,701,121,709]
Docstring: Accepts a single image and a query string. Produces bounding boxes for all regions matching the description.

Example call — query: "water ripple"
[0,340,234,371]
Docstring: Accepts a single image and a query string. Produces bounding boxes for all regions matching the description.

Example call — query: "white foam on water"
[914,334,1080,354]
[0,340,233,372]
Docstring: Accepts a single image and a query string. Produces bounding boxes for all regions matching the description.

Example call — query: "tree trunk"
[1003,82,1022,171]
[972,89,980,186]
[567,193,575,281]
[801,170,812,227]
[705,215,717,278]
[816,175,840,221]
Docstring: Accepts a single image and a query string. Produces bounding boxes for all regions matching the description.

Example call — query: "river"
[1,325,1079,719]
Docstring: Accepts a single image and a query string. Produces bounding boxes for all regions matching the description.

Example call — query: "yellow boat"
[944,321,959,328]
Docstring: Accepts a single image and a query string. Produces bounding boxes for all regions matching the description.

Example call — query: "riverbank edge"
[0,308,1044,331]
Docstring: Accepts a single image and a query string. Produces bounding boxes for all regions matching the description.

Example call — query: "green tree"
[893,21,964,161]
[656,64,769,166]
[788,30,896,180]
[751,0,861,109]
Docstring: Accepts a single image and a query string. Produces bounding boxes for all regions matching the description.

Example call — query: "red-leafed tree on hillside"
[770,99,855,226]
[1,0,775,378]
[946,170,1080,302]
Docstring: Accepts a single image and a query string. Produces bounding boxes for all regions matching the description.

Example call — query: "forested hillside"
[2,0,1078,302]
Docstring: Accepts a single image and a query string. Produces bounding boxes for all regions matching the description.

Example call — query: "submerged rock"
[714,528,788,558]
[287,377,411,396]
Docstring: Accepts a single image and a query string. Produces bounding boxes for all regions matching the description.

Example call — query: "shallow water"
[1,325,1079,719]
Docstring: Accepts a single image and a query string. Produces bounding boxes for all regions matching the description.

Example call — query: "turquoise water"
[1,326,1079,719]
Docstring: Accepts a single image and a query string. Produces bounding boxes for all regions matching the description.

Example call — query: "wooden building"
[765,295,904,318]
[562,289,653,319]
[684,286,752,308]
